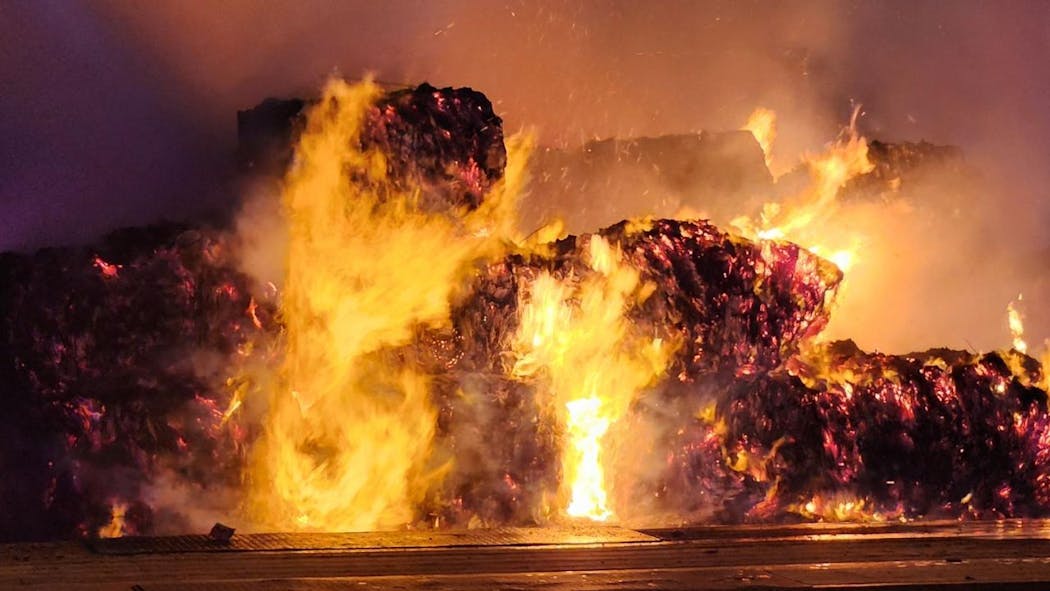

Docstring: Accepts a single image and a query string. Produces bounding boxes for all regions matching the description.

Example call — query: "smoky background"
[2,0,1048,352]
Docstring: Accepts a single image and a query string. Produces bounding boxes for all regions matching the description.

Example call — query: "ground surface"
[5,521,1050,590]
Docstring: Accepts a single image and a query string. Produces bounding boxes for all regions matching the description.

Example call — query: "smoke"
[3,1,1047,529]
[818,158,1042,353]
[819,2,1050,352]
[231,179,288,292]
[5,1,1047,351]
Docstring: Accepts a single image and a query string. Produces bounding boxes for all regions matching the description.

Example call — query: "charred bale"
[449,218,840,379]
[0,224,269,541]
[237,83,506,212]
[718,345,1050,520]
[428,218,841,525]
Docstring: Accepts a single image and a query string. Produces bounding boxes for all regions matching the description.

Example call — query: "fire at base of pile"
[0,78,1048,541]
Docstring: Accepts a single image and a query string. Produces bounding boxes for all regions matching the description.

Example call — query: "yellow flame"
[798,494,895,522]
[732,107,873,276]
[807,245,859,274]
[742,107,777,172]
[1007,295,1028,354]
[828,250,856,273]
[98,501,128,538]
[564,397,612,520]
[247,78,529,531]
[1041,341,1050,392]
[512,235,672,521]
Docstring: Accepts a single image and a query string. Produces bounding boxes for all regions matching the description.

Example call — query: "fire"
[733,107,873,276]
[742,107,777,173]
[809,246,858,274]
[512,235,672,521]
[564,398,612,520]
[246,78,529,531]
[92,255,121,278]
[98,501,128,538]
[797,495,900,523]
[9,76,1050,540]
[1043,343,1050,392]
[828,250,856,273]
[1007,294,1028,353]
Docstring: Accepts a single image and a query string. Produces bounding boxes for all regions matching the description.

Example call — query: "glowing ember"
[92,255,121,278]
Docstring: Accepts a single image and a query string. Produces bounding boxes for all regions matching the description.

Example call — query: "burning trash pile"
[0,78,1047,542]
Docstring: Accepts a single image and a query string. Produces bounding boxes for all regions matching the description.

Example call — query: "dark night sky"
[2,0,1049,252]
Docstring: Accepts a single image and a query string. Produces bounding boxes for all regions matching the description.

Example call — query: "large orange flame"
[735,107,874,277]
[246,78,530,531]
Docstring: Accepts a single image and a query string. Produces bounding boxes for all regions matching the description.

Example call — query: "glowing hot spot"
[565,397,612,520]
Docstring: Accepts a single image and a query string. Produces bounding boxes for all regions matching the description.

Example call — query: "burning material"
[98,501,129,538]
[1,78,1048,541]
[741,107,777,173]
[245,78,527,532]
[1009,295,1029,354]
[732,106,874,276]
[510,235,673,521]
[714,342,1050,521]
[0,223,265,541]
[424,217,841,526]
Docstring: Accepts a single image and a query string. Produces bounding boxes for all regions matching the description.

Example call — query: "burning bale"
[0,224,266,541]
[1,78,1047,541]
[363,82,507,212]
[444,218,840,379]
[713,343,1050,522]
[424,218,841,526]
[238,82,506,212]
[0,81,506,540]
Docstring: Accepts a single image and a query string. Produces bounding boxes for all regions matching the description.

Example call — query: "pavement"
[4,520,1050,590]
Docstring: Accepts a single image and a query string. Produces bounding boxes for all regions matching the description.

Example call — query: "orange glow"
[1042,343,1050,391]
[797,494,901,523]
[92,255,121,278]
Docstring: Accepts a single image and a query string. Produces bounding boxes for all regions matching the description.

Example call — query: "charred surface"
[237,83,505,211]
[0,224,268,541]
